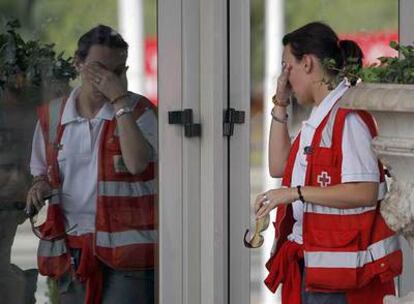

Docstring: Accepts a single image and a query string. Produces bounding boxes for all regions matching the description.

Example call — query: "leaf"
[389,41,399,51]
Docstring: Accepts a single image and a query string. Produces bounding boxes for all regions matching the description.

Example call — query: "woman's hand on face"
[84,62,128,101]
[254,187,296,220]
[273,64,292,106]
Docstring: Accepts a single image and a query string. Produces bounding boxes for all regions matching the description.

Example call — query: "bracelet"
[110,93,129,104]
[115,106,133,119]
[272,95,290,107]
[296,185,305,203]
[271,107,288,123]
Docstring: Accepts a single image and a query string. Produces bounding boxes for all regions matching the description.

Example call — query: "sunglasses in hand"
[243,214,270,248]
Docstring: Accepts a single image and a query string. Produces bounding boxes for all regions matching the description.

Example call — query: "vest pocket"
[305,228,360,290]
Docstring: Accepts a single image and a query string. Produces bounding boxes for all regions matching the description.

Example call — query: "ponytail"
[283,22,364,76]
[339,40,364,69]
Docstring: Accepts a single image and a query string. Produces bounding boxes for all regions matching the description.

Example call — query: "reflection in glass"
[1,1,157,303]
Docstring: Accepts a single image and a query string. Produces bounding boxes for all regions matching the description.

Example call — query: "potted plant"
[332,41,414,302]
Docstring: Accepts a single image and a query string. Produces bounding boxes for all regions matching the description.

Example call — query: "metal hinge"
[168,109,201,137]
[223,108,245,136]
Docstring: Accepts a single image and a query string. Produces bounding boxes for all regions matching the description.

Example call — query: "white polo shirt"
[287,81,381,244]
[30,87,158,235]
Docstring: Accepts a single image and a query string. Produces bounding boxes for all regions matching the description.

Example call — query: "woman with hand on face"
[255,22,402,304]
[26,25,157,304]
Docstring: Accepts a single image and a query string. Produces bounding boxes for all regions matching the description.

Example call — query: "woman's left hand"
[84,61,128,101]
[254,188,296,219]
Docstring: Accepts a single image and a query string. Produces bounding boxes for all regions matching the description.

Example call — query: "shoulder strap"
[130,94,157,120]
[331,108,378,152]
[37,97,67,146]
[282,134,301,187]
[331,108,385,182]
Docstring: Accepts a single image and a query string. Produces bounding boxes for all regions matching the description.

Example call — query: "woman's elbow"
[269,166,284,178]
[359,183,379,207]
[126,153,151,175]
[126,161,148,175]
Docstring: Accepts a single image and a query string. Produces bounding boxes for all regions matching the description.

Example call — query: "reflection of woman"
[26,25,157,304]
[255,22,402,304]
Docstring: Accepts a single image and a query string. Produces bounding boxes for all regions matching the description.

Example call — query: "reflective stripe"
[96,230,157,247]
[304,203,376,215]
[48,98,64,144]
[38,239,67,257]
[305,234,400,269]
[378,181,387,200]
[304,181,387,215]
[98,180,156,197]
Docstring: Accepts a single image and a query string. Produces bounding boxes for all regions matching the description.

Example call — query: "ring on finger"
[263,193,268,201]
[95,77,102,84]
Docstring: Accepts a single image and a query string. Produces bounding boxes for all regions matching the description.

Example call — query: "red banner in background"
[340,31,398,66]
[144,37,158,105]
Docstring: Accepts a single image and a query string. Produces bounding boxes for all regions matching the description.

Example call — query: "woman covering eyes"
[254,22,402,304]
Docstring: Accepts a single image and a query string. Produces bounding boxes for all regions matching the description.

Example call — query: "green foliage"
[360,42,414,84]
[46,277,60,304]
[322,41,414,86]
[0,19,76,93]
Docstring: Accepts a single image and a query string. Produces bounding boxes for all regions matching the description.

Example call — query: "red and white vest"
[267,106,402,292]
[36,94,157,278]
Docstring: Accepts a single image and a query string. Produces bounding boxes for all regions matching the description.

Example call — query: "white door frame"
[158,0,251,303]
[228,0,251,303]
[398,1,414,296]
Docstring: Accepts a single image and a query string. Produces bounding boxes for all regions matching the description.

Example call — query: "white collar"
[303,79,350,129]
[61,87,115,125]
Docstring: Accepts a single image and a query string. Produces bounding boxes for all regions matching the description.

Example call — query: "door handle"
[168,109,201,137]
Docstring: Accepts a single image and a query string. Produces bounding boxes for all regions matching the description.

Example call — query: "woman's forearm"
[268,106,291,177]
[300,182,379,209]
[113,98,151,175]
[255,182,380,219]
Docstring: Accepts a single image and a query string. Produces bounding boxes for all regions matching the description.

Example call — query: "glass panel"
[249,1,397,303]
[1,1,158,302]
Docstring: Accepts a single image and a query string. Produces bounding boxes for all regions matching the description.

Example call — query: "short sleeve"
[30,121,47,176]
[136,108,158,159]
[341,113,379,183]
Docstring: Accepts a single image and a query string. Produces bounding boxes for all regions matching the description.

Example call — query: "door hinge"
[223,108,245,136]
[168,109,201,137]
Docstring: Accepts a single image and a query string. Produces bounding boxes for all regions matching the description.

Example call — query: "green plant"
[323,41,414,87]
[46,277,61,304]
[0,19,77,94]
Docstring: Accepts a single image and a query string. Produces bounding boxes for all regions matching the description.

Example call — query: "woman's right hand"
[273,64,292,106]
[26,179,52,216]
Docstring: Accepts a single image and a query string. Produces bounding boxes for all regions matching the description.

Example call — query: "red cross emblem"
[317,171,331,187]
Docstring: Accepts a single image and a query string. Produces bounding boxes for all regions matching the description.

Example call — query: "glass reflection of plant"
[0,19,77,101]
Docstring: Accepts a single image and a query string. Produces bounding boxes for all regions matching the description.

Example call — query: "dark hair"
[282,22,363,73]
[75,25,128,61]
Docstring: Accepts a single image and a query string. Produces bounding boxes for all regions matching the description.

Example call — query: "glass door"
[3,1,158,303]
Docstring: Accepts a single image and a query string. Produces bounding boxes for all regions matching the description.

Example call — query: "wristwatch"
[115,106,133,119]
